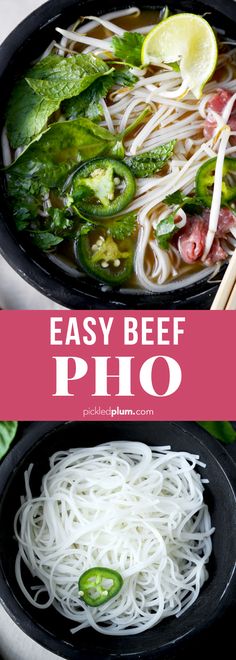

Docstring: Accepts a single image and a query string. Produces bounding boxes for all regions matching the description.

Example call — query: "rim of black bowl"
[0,0,236,309]
[0,421,235,660]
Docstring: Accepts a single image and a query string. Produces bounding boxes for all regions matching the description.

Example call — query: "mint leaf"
[63,67,137,122]
[109,212,137,240]
[6,79,59,149]
[26,53,110,101]
[155,212,179,249]
[112,32,145,67]
[63,73,113,121]
[6,54,111,148]
[125,141,176,178]
[197,422,236,444]
[0,421,18,460]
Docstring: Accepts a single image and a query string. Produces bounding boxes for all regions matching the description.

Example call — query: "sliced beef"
[177,208,236,265]
[203,88,236,143]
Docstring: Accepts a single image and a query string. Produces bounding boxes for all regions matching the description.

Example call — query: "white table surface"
[0,0,65,310]
[0,5,65,658]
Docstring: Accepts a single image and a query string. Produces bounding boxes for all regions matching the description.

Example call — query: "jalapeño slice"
[72,158,136,217]
[76,224,134,285]
[78,567,123,607]
[196,156,236,207]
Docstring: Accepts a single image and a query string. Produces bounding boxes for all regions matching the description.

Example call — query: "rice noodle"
[14,443,214,636]
[73,8,140,35]
[83,16,125,36]
[203,127,231,258]
[55,28,114,52]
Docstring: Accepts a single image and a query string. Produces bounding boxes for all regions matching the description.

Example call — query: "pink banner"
[0,310,235,420]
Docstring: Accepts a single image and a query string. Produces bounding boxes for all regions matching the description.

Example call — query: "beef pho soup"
[2,6,236,295]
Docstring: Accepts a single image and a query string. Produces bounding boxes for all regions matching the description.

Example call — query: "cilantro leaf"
[156,189,204,249]
[125,141,176,178]
[0,421,18,460]
[156,190,204,250]
[164,190,204,214]
[112,67,138,87]
[29,231,64,250]
[79,221,97,236]
[45,207,76,235]
[6,54,111,148]
[112,32,145,67]
[155,212,179,250]
[109,212,137,240]
[77,213,137,241]
[197,422,236,444]
[165,191,184,206]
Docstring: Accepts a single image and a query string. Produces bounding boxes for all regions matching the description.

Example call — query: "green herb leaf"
[26,53,110,101]
[165,191,184,205]
[63,74,113,121]
[155,212,179,249]
[11,200,40,230]
[8,117,121,191]
[79,221,97,235]
[169,62,180,72]
[29,231,64,250]
[112,67,138,87]
[112,32,145,67]
[45,207,76,236]
[109,212,137,240]
[6,54,111,148]
[147,186,204,250]
[6,79,59,149]
[125,141,176,178]
[0,421,18,460]
[197,422,236,444]
[7,119,125,235]
[164,190,204,214]
[63,67,137,122]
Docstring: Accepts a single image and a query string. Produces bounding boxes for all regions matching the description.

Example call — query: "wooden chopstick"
[225,280,236,309]
[211,247,236,310]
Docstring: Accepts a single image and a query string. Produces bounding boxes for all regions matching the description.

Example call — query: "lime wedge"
[141,13,218,99]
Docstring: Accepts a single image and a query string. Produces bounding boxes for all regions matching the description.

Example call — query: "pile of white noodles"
[14,441,214,635]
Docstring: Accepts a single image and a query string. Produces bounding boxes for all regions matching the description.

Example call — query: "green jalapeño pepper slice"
[78,567,123,607]
[76,224,134,285]
[196,157,236,207]
[71,158,136,217]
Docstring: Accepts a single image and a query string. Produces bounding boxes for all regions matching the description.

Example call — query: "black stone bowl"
[0,0,236,309]
[0,421,235,659]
